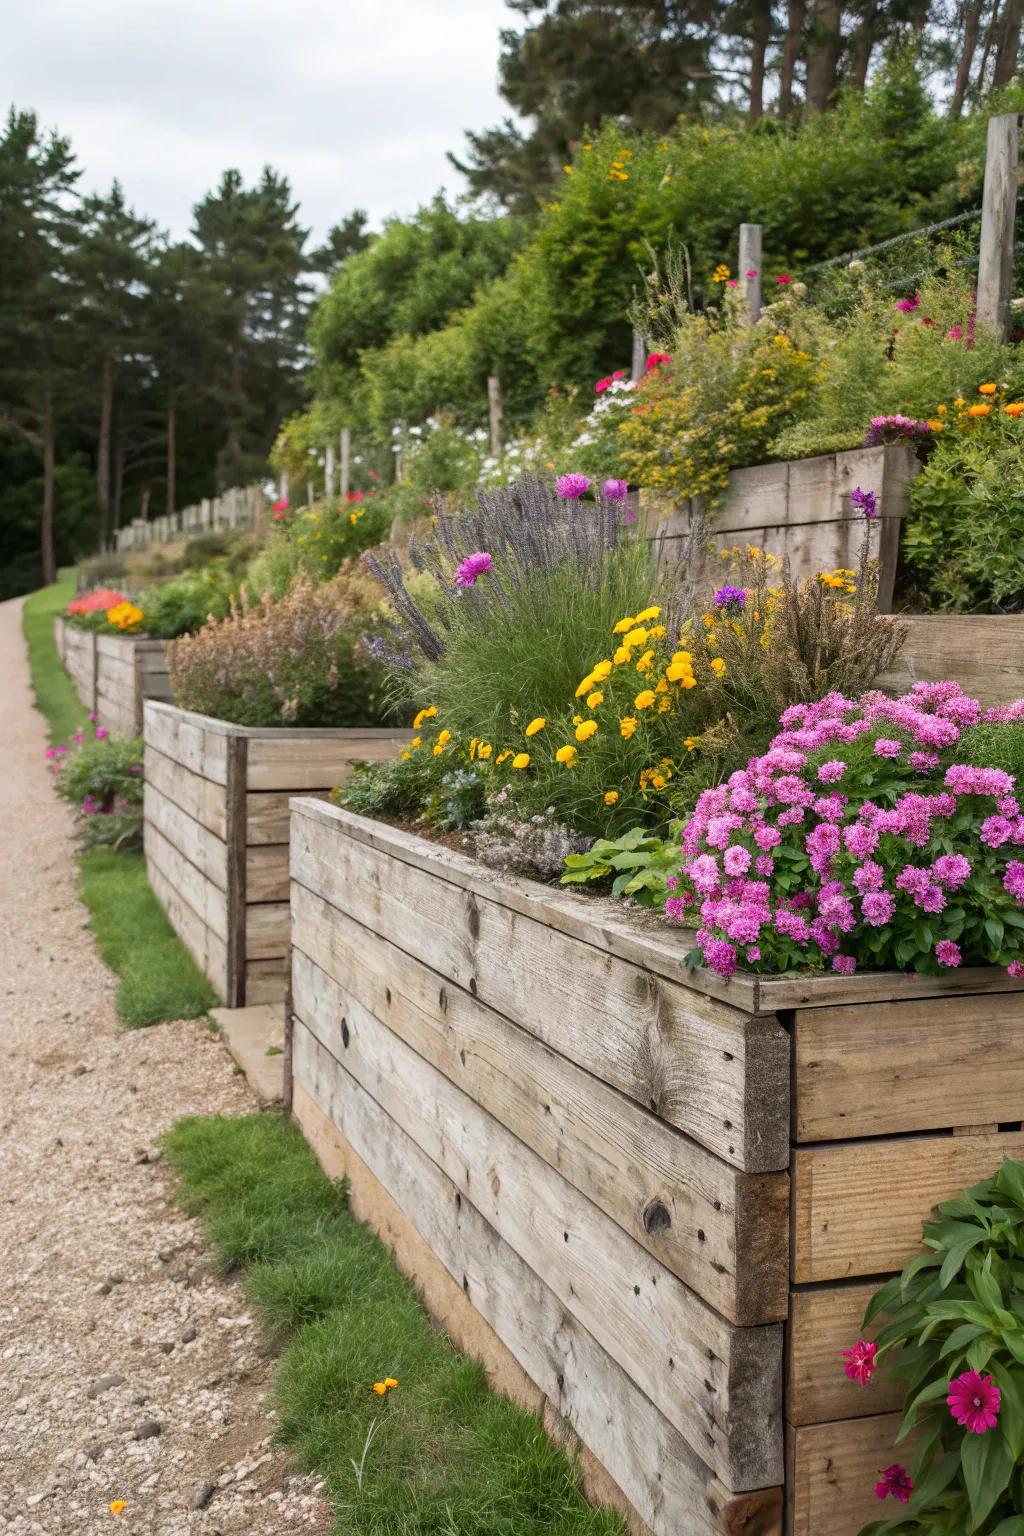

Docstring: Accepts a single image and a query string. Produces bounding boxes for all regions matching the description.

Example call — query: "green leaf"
[961,1426,1014,1530]
[985,916,1006,949]
[940,1324,989,1360]
[966,1335,995,1373]
[941,1233,989,1289]
[971,1254,1003,1314]
[991,1360,1024,1459]
[898,1375,950,1440]
[987,1518,1024,1536]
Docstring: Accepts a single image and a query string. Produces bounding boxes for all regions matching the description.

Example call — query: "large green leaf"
[961,1428,1014,1530]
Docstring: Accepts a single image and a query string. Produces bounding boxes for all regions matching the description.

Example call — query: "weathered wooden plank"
[245,902,289,959]
[290,804,790,1173]
[146,856,227,999]
[787,1413,909,1536]
[245,844,289,903]
[292,903,789,1323]
[225,733,247,1007]
[758,966,1022,1009]
[792,1131,1024,1283]
[246,789,337,845]
[786,1285,902,1426]
[144,744,227,841]
[290,1007,782,1490]
[881,615,1024,707]
[144,819,229,942]
[144,781,228,892]
[794,994,1024,1141]
[246,733,407,790]
[291,1036,784,1516]
[143,702,229,785]
[245,958,288,1004]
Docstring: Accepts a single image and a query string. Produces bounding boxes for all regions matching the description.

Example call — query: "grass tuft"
[165,1112,626,1536]
[21,573,87,743]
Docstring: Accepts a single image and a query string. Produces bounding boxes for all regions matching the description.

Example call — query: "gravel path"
[0,596,331,1535]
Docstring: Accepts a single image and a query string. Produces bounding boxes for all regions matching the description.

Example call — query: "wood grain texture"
[143,702,228,785]
[245,958,288,1004]
[289,803,791,1173]
[146,857,227,999]
[245,844,289,903]
[225,733,247,1007]
[787,1413,909,1536]
[291,899,789,1323]
[246,790,330,845]
[794,994,1024,1140]
[290,1007,783,1490]
[786,1285,902,1425]
[293,1081,783,1536]
[244,901,289,959]
[792,1130,1024,1282]
[143,819,228,942]
[143,782,228,892]
[144,744,227,840]
[246,732,408,790]
[881,614,1024,706]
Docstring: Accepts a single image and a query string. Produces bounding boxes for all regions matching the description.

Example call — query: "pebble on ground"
[0,595,332,1533]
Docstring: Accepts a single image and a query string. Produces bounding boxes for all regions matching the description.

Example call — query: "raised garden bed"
[881,613,1024,706]
[55,618,172,735]
[143,702,409,1006]
[288,799,1024,1536]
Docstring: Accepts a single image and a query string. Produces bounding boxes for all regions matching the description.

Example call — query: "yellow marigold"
[647,624,667,640]
[710,657,726,677]
[436,729,452,746]
[604,791,620,807]
[651,772,667,790]
[927,419,945,432]
[575,673,596,697]
[968,403,991,417]
[635,649,655,674]
[979,382,998,395]
[384,1377,399,1389]
[634,689,656,710]
[477,743,493,759]
[634,605,661,622]
[555,744,577,765]
[613,646,631,665]
[622,628,648,651]
[411,736,422,749]
[496,750,513,763]
[665,660,693,683]
[525,717,546,736]
[586,690,604,708]
[372,1382,388,1396]
[684,736,698,751]
[712,263,730,283]
[575,719,598,742]
[620,717,637,739]
[591,659,613,681]
[400,750,411,761]
[512,752,531,769]
[413,706,437,729]
[612,615,636,634]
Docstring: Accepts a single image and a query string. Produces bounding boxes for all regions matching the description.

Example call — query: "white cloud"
[1,0,516,241]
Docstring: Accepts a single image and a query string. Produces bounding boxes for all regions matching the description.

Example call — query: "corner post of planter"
[738,223,763,324]
[89,630,99,716]
[339,428,351,499]
[224,732,248,1008]
[324,440,336,499]
[977,112,1020,340]
[630,328,646,382]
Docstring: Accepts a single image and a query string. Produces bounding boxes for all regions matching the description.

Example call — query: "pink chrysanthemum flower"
[947,1370,1001,1433]
[453,551,493,589]
[555,473,592,499]
[874,1464,913,1503]
[935,939,962,968]
[602,478,629,500]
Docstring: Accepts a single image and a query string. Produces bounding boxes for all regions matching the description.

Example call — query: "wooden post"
[630,329,646,382]
[738,223,763,324]
[306,481,315,507]
[325,441,336,499]
[487,375,503,456]
[280,471,289,506]
[340,427,351,499]
[977,112,1020,340]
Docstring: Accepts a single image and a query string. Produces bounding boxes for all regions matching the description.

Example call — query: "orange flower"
[110,1502,126,1516]
[978,382,998,395]
[968,403,991,417]
[1005,402,1024,418]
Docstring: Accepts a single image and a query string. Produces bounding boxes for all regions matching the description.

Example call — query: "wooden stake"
[487,375,503,457]
[325,441,336,499]
[306,481,315,507]
[340,427,351,499]
[977,112,1020,340]
[738,223,763,324]
[630,328,646,382]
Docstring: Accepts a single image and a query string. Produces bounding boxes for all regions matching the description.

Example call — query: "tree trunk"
[976,0,1002,95]
[748,0,773,120]
[993,0,1022,85]
[779,0,806,115]
[113,443,125,531]
[97,353,114,545]
[41,385,56,585]
[804,0,844,112]
[166,395,176,517]
[950,0,985,115]
[847,0,878,90]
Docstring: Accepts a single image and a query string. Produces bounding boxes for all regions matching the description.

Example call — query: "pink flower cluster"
[675,681,1024,980]
[594,369,627,393]
[66,588,129,615]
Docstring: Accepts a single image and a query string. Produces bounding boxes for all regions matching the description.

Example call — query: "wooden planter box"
[640,442,921,613]
[143,703,409,1007]
[55,618,172,735]
[882,614,1024,706]
[288,801,1024,1536]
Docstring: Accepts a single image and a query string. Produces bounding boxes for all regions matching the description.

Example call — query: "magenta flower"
[850,486,878,520]
[842,1339,877,1386]
[644,352,670,372]
[94,727,108,740]
[454,551,494,589]
[947,325,964,340]
[555,473,592,500]
[947,1370,1001,1433]
[874,1464,914,1503]
[776,273,792,285]
[1009,960,1024,979]
[896,295,921,314]
[602,478,629,500]
[832,954,857,974]
[714,585,747,613]
[935,940,962,968]
[744,268,758,279]
[874,738,902,759]
[594,376,612,394]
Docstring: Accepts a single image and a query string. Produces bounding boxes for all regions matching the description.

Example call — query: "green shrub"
[137,566,237,639]
[50,729,144,851]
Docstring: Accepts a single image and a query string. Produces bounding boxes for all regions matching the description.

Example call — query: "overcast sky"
[3,0,516,243]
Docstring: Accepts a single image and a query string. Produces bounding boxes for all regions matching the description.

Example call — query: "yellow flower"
[563,164,574,174]
[575,674,596,697]
[604,791,619,807]
[613,615,636,634]
[927,419,945,431]
[496,750,512,764]
[512,752,531,769]
[110,1503,126,1516]
[575,720,598,742]
[684,737,698,751]
[665,660,693,683]
[647,624,667,640]
[525,717,546,736]
[384,1377,399,1389]
[586,690,604,708]
[555,744,577,766]
[712,263,731,283]
[413,706,437,729]
[411,736,422,748]
[372,1382,388,1395]
[968,403,991,417]
[979,382,998,395]
[590,659,613,681]
[651,772,667,790]
[477,743,493,759]
[954,396,966,407]
[613,646,631,665]
[619,717,637,738]
[634,690,656,710]
[622,628,648,651]
[710,658,726,677]
[436,729,452,747]
[400,750,411,761]
[634,605,661,623]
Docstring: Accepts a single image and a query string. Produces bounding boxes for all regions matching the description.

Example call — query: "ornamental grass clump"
[675,680,1024,980]
[168,567,386,728]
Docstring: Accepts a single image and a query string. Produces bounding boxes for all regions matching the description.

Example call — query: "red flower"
[595,376,612,393]
[874,1464,913,1503]
[947,1370,1001,1433]
[842,1339,878,1386]
[644,351,671,372]
[776,273,792,285]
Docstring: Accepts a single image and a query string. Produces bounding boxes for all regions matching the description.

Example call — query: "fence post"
[630,329,646,382]
[487,375,503,456]
[977,112,1020,341]
[340,428,351,498]
[306,481,315,507]
[325,441,336,499]
[280,472,289,507]
[738,223,763,324]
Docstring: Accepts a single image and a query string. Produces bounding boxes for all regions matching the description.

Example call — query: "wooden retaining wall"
[288,802,1024,1536]
[640,442,920,613]
[881,613,1024,706]
[55,618,173,735]
[143,702,409,1006]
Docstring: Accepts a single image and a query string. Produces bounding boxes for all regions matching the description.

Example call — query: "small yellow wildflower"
[634,689,656,710]
[496,750,513,764]
[619,717,637,739]
[411,736,422,749]
[968,403,991,417]
[563,164,574,174]
[372,1382,388,1396]
[384,1377,399,1389]
[110,1503,126,1517]
[604,791,620,807]
[413,706,437,729]
[555,744,577,766]
[400,750,411,761]
[634,605,661,623]
[927,419,945,432]
[622,628,648,651]
[684,737,698,751]
[651,772,667,790]
[712,263,730,283]
[477,743,493,760]
[591,659,613,681]
[710,658,726,678]
[512,752,531,769]
[613,615,636,634]
[635,649,655,674]
[613,646,631,665]
[665,660,692,683]
[525,717,546,736]
[586,690,604,708]
[575,720,598,742]
[575,674,596,697]
[648,624,667,640]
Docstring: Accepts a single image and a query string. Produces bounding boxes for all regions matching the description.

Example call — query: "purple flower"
[454,551,494,590]
[723,845,752,877]
[936,940,962,968]
[832,955,857,974]
[863,415,934,449]
[874,738,902,759]
[94,727,108,740]
[1009,960,1024,979]
[862,891,895,926]
[933,854,972,890]
[1004,861,1024,903]
[896,294,921,314]
[602,478,629,501]
[818,760,846,784]
[850,486,878,520]
[555,473,592,500]
[714,585,747,613]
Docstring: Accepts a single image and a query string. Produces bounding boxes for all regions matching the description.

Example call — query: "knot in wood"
[642,1200,671,1235]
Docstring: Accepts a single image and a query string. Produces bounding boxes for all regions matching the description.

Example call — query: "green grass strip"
[166,1113,627,1536]
[21,580,217,1028]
